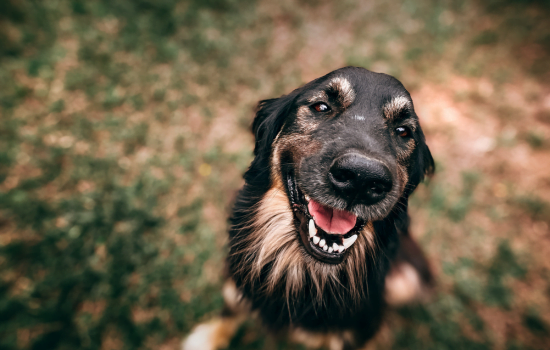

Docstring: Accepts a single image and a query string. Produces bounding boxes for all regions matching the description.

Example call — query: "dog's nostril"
[332,168,356,184]
[371,182,384,194]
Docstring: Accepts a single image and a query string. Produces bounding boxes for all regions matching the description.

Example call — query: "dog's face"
[251,67,433,266]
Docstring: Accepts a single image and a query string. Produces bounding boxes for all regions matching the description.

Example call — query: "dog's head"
[247,67,433,265]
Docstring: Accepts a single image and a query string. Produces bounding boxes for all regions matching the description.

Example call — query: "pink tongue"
[308,199,357,235]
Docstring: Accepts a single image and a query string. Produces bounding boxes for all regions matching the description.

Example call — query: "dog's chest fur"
[227,179,400,337]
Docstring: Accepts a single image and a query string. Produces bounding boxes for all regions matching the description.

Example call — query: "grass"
[1,0,549,349]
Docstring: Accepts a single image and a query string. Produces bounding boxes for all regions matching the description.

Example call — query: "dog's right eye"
[312,103,330,112]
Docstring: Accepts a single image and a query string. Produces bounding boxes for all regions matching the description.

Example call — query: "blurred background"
[0,0,549,349]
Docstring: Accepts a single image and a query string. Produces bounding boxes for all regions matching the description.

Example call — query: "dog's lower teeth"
[308,219,316,238]
[307,222,351,253]
[342,234,358,249]
[305,194,310,201]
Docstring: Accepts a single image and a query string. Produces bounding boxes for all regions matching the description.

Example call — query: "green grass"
[1,0,549,349]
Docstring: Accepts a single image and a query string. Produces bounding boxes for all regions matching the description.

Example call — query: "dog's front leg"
[385,230,434,306]
[290,328,367,350]
[182,279,247,350]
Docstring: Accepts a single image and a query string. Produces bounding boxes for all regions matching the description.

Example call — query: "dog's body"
[183,67,434,350]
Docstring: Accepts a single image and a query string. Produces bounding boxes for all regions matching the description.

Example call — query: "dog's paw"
[181,318,239,350]
[290,328,347,350]
[384,262,431,306]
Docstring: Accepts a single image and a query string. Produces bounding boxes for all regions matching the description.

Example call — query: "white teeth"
[305,194,310,201]
[342,234,358,249]
[308,219,316,238]
[308,220,352,254]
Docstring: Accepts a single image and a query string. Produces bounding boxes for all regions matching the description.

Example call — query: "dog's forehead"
[303,68,413,118]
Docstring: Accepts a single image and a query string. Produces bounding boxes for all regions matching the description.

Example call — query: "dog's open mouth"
[286,171,366,264]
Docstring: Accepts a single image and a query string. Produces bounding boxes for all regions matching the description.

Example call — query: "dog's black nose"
[329,153,393,204]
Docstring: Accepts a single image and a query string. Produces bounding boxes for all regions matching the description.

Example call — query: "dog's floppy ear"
[252,96,295,154]
[418,132,435,179]
[249,93,297,169]
[407,128,435,194]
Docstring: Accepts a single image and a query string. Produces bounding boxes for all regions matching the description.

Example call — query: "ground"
[0,0,549,349]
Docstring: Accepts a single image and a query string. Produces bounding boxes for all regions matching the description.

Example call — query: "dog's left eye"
[312,103,330,112]
[396,127,410,138]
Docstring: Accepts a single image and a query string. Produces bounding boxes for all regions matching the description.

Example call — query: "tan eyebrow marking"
[306,77,356,108]
[307,91,328,103]
[327,77,355,108]
[383,96,412,121]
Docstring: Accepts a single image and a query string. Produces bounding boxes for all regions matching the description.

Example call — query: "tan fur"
[307,91,329,103]
[182,280,249,350]
[270,130,321,186]
[306,77,355,108]
[384,95,416,191]
[395,139,414,192]
[181,316,244,350]
[296,106,320,133]
[290,328,346,350]
[384,262,424,306]
[232,184,377,306]
[396,139,415,163]
[297,105,311,119]
[383,96,411,121]
[269,127,287,187]
[327,77,356,108]
[222,279,248,313]
[396,164,409,194]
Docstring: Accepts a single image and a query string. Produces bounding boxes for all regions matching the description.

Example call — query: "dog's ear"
[252,96,294,154]
[249,93,297,167]
[407,128,434,194]
[418,134,435,179]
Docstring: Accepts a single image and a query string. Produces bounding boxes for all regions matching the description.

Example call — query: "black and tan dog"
[183,67,434,350]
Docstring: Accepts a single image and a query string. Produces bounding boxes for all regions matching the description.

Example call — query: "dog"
[183,66,434,350]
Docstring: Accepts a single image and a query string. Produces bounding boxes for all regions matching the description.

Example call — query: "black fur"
[227,67,434,348]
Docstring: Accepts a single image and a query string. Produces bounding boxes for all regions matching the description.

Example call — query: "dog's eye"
[312,102,330,112]
[396,126,410,138]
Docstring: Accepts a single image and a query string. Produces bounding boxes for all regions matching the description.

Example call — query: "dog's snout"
[329,153,392,204]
